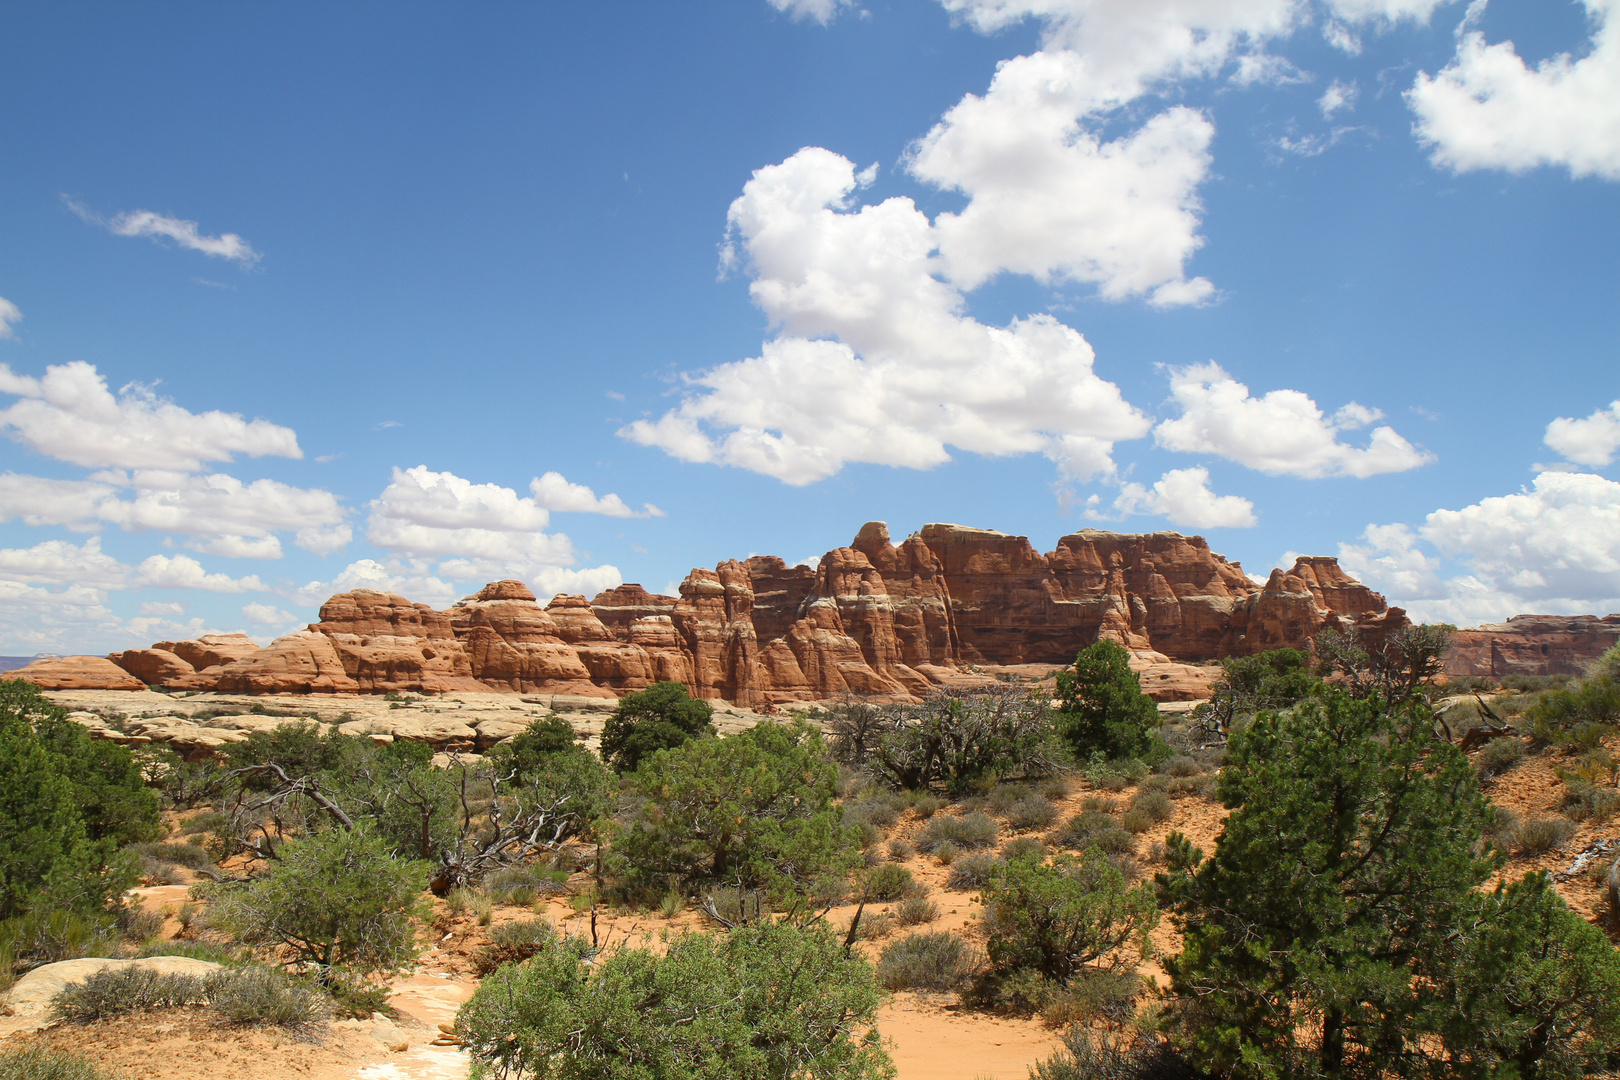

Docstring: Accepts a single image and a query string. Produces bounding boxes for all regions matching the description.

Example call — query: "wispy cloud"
[64,196,261,265]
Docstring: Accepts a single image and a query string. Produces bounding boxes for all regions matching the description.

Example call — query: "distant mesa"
[6,521,1607,704]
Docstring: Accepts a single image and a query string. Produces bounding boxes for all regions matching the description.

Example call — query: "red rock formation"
[449,581,614,697]
[4,656,145,690]
[107,648,195,686]
[313,589,483,694]
[21,522,1421,705]
[1444,615,1620,678]
[152,633,260,672]
[204,631,360,695]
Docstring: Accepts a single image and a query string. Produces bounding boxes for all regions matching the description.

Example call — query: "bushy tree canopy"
[202,826,426,979]
[615,720,859,895]
[599,681,715,773]
[1055,641,1163,762]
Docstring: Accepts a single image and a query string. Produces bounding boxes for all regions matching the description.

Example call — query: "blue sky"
[1,0,1617,655]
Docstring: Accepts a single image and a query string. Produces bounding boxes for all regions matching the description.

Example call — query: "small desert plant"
[1118,809,1156,834]
[659,891,685,918]
[476,918,559,975]
[1035,775,1072,801]
[182,810,229,837]
[854,912,894,940]
[912,794,942,819]
[203,965,328,1029]
[1006,794,1060,832]
[116,905,164,943]
[916,812,1000,853]
[1129,789,1174,824]
[1473,736,1527,779]
[1157,754,1202,778]
[947,855,1006,890]
[1035,969,1144,1028]
[860,863,917,902]
[893,896,939,926]
[124,841,214,871]
[136,939,243,964]
[887,838,915,861]
[1001,836,1048,863]
[875,931,977,991]
[327,976,390,1019]
[932,840,960,865]
[1561,779,1620,824]
[0,1048,118,1080]
[1028,1026,1187,1080]
[1056,811,1137,855]
[136,858,184,886]
[52,966,205,1022]
[1512,816,1577,856]
[484,865,567,907]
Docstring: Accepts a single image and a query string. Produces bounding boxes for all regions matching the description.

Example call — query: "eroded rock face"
[1444,615,1620,678]
[17,522,1417,704]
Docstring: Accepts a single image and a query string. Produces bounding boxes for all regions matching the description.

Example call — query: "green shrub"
[1035,968,1144,1028]
[860,863,916,902]
[1028,1026,1186,1080]
[853,912,894,940]
[887,838,915,861]
[1513,816,1576,856]
[911,794,942,819]
[0,909,122,976]
[203,965,328,1029]
[0,1048,118,1080]
[599,681,715,773]
[116,905,164,943]
[947,854,1005,890]
[201,827,426,979]
[181,811,228,837]
[457,920,891,1080]
[916,812,999,853]
[931,840,960,865]
[981,850,1157,991]
[892,896,939,926]
[52,965,204,1022]
[875,931,977,991]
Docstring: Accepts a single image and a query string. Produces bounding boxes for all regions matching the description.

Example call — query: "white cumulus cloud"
[0,361,300,471]
[907,50,1217,304]
[1153,361,1433,478]
[134,553,265,593]
[242,601,297,627]
[1319,78,1359,117]
[1340,471,1620,624]
[766,0,856,23]
[66,198,261,264]
[0,297,20,340]
[623,148,1151,485]
[1107,466,1258,528]
[1409,0,1620,180]
[364,466,623,591]
[529,471,663,517]
[1545,399,1620,466]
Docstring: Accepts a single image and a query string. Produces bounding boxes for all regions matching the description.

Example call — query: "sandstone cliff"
[1443,615,1620,679]
[7,522,1409,704]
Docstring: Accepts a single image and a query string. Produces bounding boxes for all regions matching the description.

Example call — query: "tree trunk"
[1321,1006,1345,1079]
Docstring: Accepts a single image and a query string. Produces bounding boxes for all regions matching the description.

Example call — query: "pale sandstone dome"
[7,522,1418,703]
